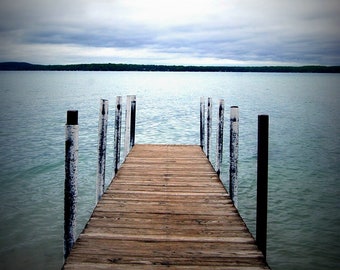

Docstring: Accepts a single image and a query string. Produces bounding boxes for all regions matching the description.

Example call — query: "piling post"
[113,96,122,176]
[206,97,212,159]
[200,97,205,150]
[256,114,269,259]
[96,99,109,202]
[215,99,224,176]
[64,110,78,259]
[229,106,239,208]
[124,95,132,159]
[129,95,136,149]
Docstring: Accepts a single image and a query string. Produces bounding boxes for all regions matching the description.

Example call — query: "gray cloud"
[1,0,339,65]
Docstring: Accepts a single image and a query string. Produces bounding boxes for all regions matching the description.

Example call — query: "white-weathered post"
[215,99,225,176]
[206,97,212,159]
[96,99,109,202]
[123,95,132,159]
[113,96,122,177]
[200,97,205,150]
[64,110,78,259]
[129,95,136,149]
[229,106,239,208]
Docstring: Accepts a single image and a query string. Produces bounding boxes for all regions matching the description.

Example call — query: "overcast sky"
[0,0,339,66]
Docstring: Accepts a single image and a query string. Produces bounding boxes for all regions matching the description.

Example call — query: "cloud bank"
[0,0,339,65]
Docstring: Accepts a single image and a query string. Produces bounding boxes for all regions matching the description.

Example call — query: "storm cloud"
[0,0,339,65]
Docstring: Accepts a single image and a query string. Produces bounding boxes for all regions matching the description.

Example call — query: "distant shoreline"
[1,62,340,73]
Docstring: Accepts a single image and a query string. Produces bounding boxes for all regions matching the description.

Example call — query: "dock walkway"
[63,144,269,269]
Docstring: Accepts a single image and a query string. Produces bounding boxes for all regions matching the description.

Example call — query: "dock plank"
[63,144,269,269]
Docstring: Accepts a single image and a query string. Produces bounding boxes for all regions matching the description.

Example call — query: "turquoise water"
[0,71,339,269]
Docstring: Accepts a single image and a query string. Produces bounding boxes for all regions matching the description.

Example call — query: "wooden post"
[229,106,239,208]
[96,99,109,202]
[64,110,78,259]
[113,96,122,176]
[200,97,205,150]
[124,95,132,160]
[206,97,212,159]
[130,95,136,149]
[215,99,224,176]
[256,114,269,259]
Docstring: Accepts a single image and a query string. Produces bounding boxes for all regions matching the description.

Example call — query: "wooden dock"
[63,144,269,269]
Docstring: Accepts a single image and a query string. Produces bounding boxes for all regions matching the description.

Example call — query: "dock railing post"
[124,95,132,159]
[130,95,136,149]
[229,106,239,208]
[215,99,224,176]
[256,114,269,259]
[200,97,205,150]
[206,97,212,159]
[96,99,109,202]
[113,96,122,177]
[64,110,79,259]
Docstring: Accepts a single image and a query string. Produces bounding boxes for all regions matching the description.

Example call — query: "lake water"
[0,71,339,269]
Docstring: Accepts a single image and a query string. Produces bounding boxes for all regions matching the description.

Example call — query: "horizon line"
[1,61,340,73]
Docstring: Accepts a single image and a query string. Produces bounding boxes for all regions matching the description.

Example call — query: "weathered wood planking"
[63,144,270,269]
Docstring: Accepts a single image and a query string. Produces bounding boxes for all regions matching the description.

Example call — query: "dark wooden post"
[200,97,205,150]
[64,110,78,259]
[113,96,122,176]
[215,99,224,176]
[229,106,239,208]
[256,114,269,259]
[96,99,109,202]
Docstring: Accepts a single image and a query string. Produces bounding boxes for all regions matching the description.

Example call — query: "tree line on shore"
[1,62,339,73]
